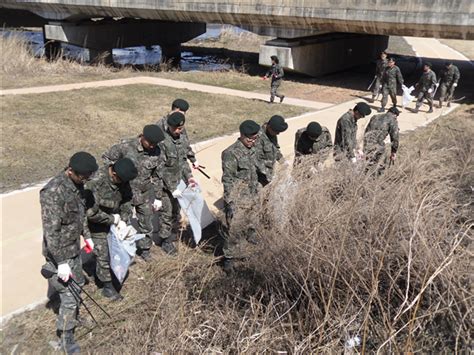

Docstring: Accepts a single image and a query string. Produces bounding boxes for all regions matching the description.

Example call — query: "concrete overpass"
[1,1,473,74]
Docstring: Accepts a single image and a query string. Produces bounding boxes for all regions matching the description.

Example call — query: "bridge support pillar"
[88,49,114,65]
[161,44,182,66]
[260,33,389,77]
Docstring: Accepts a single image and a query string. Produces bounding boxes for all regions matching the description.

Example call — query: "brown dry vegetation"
[0,84,310,191]
[2,106,472,353]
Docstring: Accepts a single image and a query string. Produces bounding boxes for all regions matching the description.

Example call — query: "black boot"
[413,107,419,113]
[102,281,123,301]
[140,249,152,262]
[222,258,234,275]
[279,95,285,103]
[427,107,433,113]
[377,107,385,113]
[61,330,80,354]
[161,240,177,255]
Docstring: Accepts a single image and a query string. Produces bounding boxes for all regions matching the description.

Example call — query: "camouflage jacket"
[102,137,162,203]
[417,70,437,92]
[221,139,259,204]
[382,65,404,88]
[375,58,388,78]
[439,65,460,86]
[294,126,333,158]
[334,110,358,160]
[84,166,133,235]
[266,64,284,83]
[363,112,399,155]
[157,115,196,163]
[158,129,193,192]
[40,171,91,264]
[255,124,283,183]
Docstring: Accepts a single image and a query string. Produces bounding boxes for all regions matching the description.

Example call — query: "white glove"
[436,83,440,87]
[85,238,94,251]
[112,214,121,225]
[402,84,407,90]
[192,160,200,169]
[172,189,182,198]
[57,263,72,282]
[351,157,357,163]
[428,88,433,94]
[117,220,127,230]
[152,199,162,211]
[453,83,457,87]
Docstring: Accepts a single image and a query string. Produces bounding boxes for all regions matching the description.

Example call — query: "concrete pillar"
[88,49,114,65]
[260,33,389,77]
[161,44,182,66]
[43,27,61,60]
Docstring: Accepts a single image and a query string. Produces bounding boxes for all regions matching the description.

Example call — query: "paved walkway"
[0,37,467,322]
[0,76,332,110]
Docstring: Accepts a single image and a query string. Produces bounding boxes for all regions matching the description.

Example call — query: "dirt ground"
[0,84,309,192]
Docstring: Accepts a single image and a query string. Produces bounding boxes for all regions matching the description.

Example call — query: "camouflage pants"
[45,255,85,331]
[133,192,154,251]
[372,76,383,97]
[416,90,433,109]
[364,145,386,175]
[439,82,455,103]
[91,233,111,283]
[381,85,397,108]
[270,80,283,102]
[158,189,181,241]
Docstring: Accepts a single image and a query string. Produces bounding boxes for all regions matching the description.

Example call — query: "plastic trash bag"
[402,85,415,108]
[175,179,214,244]
[107,225,145,284]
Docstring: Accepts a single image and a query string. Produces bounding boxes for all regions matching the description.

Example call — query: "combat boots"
[222,258,234,275]
[378,107,385,113]
[60,330,80,354]
[279,95,285,103]
[427,107,434,113]
[161,240,177,255]
[102,282,123,301]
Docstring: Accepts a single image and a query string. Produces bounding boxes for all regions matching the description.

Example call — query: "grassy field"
[2,105,472,353]
[0,84,310,191]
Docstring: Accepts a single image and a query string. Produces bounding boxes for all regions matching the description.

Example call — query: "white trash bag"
[402,85,415,108]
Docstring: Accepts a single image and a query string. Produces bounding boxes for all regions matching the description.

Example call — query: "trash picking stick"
[70,278,112,318]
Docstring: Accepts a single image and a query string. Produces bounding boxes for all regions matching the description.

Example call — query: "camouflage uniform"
[103,137,162,252]
[381,65,404,108]
[266,64,284,102]
[84,167,133,283]
[334,110,358,160]
[363,112,399,172]
[294,126,333,165]
[157,115,196,164]
[415,70,437,110]
[255,124,283,186]
[372,58,388,98]
[221,139,259,257]
[157,129,193,242]
[40,171,89,331]
[438,65,460,106]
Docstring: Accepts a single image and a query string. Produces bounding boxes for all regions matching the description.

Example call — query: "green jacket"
[255,124,283,184]
[334,110,358,160]
[157,115,196,163]
[439,65,460,86]
[382,65,404,89]
[417,70,437,92]
[294,126,333,158]
[363,112,399,156]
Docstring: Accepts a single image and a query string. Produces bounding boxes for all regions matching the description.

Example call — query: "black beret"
[388,106,401,116]
[143,124,165,144]
[113,158,138,183]
[239,120,260,136]
[354,102,372,117]
[167,112,186,127]
[172,98,189,112]
[268,115,288,133]
[424,62,433,68]
[306,122,322,138]
[69,151,98,175]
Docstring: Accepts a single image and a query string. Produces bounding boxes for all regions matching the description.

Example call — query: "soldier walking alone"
[263,55,285,103]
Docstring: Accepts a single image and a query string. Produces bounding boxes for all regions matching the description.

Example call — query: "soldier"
[221,120,261,273]
[156,98,201,169]
[379,57,404,112]
[157,111,197,255]
[334,102,372,162]
[85,158,138,300]
[363,106,400,174]
[255,115,288,186]
[294,121,333,165]
[103,125,165,261]
[263,55,285,103]
[438,61,461,108]
[413,62,437,113]
[40,152,98,354]
[371,51,388,103]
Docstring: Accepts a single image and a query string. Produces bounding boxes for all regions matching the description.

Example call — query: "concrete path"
[403,37,472,63]
[0,76,332,110]
[0,37,466,323]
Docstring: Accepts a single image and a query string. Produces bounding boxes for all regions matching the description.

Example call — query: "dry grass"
[0,84,310,191]
[2,106,472,353]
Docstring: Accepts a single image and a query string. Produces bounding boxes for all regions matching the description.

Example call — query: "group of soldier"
[40,53,461,354]
[370,51,461,113]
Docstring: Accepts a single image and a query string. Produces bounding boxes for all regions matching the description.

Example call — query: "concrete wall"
[1,0,473,39]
